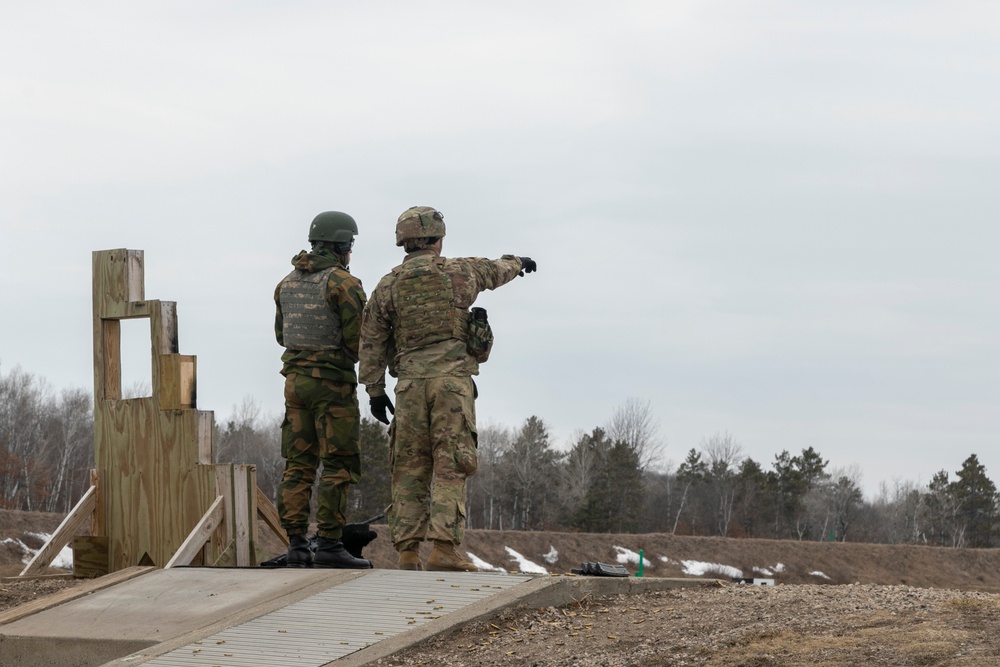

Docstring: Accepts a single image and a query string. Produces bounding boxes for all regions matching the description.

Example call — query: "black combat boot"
[286,534,313,568]
[313,537,373,569]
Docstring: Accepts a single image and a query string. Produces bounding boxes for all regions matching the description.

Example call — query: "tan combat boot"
[398,548,423,571]
[427,541,479,572]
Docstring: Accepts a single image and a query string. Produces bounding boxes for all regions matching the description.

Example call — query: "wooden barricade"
[20,249,286,578]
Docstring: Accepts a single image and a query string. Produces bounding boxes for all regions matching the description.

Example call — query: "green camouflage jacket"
[274,248,367,383]
[359,250,522,396]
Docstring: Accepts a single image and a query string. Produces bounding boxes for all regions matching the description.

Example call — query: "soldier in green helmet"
[273,211,372,568]
[359,206,536,572]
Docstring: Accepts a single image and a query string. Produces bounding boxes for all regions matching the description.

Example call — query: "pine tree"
[949,454,998,548]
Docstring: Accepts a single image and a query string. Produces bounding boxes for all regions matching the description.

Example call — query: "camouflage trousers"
[277,373,361,540]
[388,376,478,552]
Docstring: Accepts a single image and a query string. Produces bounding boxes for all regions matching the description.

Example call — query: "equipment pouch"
[466,307,494,363]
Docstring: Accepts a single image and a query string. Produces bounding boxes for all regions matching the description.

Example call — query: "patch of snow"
[680,560,743,579]
[466,552,506,573]
[542,546,558,564]
[753,566,774,576]
[505,547,547,574]
[659,555,678,565]
[3,537,31,563]
[9,533,73,570]
[612,546,651,569]
[51,544,74,569]
[810,571,831,580]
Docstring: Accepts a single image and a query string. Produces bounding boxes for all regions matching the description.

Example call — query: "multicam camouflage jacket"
[359,249,522,397]
[275,248,367,384]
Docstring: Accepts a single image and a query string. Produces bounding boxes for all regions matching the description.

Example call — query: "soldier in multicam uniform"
[359,206,536,572]
[274,211,372,569]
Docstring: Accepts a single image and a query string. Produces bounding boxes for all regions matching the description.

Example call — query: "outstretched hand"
[518,256,537,277]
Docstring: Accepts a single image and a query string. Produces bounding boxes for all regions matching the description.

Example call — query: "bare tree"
[466,420,511,530]
[40,388,94,512]
[606,397,663,471]
[702,432,744,536]
[0,365,50,510]
[871,479,924,545]
[828,466,865,541]
[215,395,282,501]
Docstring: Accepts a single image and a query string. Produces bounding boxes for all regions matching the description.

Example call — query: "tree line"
[1,364,997,548]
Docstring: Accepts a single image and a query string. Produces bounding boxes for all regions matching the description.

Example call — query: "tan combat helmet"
[395,206,446,247]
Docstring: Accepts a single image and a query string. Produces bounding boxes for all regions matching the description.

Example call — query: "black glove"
[518,256,537,276]
[370,394,395,425]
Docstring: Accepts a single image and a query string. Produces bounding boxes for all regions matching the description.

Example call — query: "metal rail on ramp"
[143,570,534,666]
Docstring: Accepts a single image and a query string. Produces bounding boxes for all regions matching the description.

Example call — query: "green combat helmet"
[309,211,358,243]
[395,206,446,247]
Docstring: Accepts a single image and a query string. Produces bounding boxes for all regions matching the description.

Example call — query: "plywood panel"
[72,537,109,578]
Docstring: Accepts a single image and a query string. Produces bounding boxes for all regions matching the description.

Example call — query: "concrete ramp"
[141,570,534,666]
[0,567,705,667]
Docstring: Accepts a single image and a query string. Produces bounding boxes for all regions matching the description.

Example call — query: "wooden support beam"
[256,486,288,547]
[164,496,225,569]
[20,486,97,576]
[89,469,105,537]
[233,465,251,566]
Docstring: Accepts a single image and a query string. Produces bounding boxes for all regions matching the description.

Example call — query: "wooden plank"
[92,249,143,403]
[148,300,170,407]
[158,354,197,410]
[213,465,234,561]
[247,465,260,564]
[122,300,152,318]
[0,574,74,583]
[20,486,97,576]
[257,486,288,547]
[100,319,122,401]
[197,410,214,464]
[212,540,238,567]
[92,249,144,317]
[0,566,155,627]
[72,536,109,578]
[164,495,225,568]
[89,468,105,537]
[233,464,252,566]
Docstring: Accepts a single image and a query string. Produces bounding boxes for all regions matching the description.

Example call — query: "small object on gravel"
[571,563,629,577]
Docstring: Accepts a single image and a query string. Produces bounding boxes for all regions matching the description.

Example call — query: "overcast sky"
[1,1,997,497]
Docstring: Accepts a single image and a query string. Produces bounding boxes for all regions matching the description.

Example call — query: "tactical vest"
[389,258,468,355]
[279,267,343,351]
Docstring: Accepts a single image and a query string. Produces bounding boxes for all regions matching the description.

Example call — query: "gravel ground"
[375,581,1000,666]
[0,576,77,613]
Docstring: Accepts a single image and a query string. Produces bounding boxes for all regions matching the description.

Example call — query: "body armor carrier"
[279,267,343,351]
[390,258,468,355]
